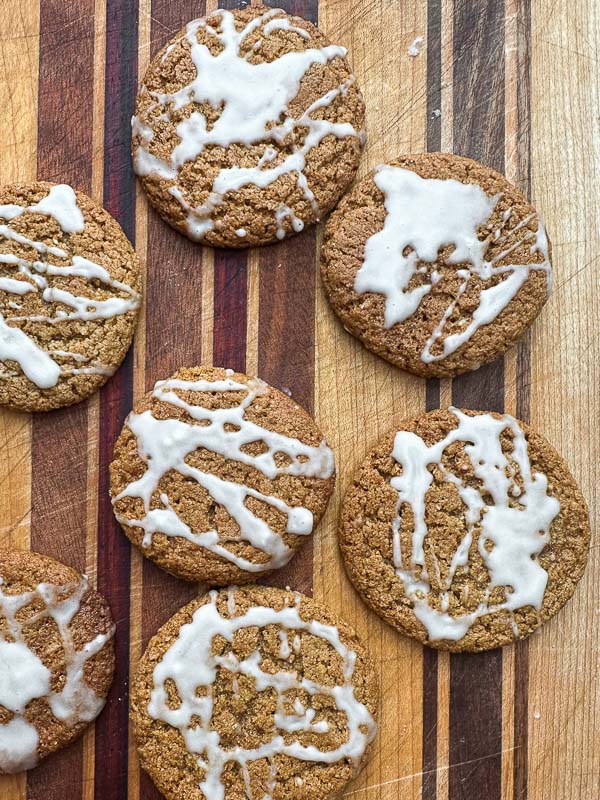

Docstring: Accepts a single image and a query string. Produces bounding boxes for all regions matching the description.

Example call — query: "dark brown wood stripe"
[258,229,317,596]
[139,4,206,795]
[94,1,139,797]
[512,2,533,797]
[213,248,248,373]
[29,2,95,798]
[449,0,506,798]
[426,0,442,154]
[257,0,318,597]
[422,2,443,797]
[211,0,255,374]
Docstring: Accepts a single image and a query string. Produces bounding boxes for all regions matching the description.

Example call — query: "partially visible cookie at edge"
[131,585,379,800]
[0,181,141,412]
[0,548,115,774]
[339,408,590,652]
[132,5,366,247]
[321,152,551,377]
[109,366,336,584]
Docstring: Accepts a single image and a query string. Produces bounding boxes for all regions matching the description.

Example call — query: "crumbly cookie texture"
[131,585,379,800]
[0,549,115,774]
[110,366,335,584]
[132,5,365,247]
[321,152,551,377]
[339,408,590,652]
[0,181,141,412]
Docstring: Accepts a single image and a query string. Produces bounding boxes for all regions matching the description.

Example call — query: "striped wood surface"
[0,1,598,799]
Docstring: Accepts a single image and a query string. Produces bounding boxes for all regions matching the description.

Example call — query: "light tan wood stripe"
[0,3,39,797]
[201,248,215,365]
[0,0,39,552]
[201,0,217,372]
[315,2,427,798]
[435,651,450,800]
[245,250,260,376]
[439,0,453,153]
[528,0,600,797]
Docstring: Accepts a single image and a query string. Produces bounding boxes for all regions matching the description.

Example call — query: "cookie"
[131,585,378,800]
[321,153,552,377]
[0,182,141,412]
[132,5,365,247]
[339,408,590,652]
[0,549,115,773]
[110,366,335,583]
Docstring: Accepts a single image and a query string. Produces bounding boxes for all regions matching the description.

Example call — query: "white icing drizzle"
[0,576,114,773]
[0,184,140,388]
[407,36,424,57]
[274,204,305,240]
[148,591,377,800]
[353,166,552,363]
[132,8,362,239]
[113,371,335,574]
[389,408,560,642]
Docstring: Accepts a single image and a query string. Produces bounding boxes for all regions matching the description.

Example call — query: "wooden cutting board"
[0,0,598,798]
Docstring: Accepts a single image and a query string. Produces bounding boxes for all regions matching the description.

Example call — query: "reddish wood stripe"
[29,2,95,797]
[94,1,139,797]
[449,0,506,798]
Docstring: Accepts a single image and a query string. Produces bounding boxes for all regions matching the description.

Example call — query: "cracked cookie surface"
[132,5,365,247]
[339,408,590,652]
[110,366,335,584]
[321,152,551,377]
[131,585,378,800]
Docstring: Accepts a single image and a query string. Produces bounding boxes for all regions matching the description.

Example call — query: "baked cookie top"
[132,5,365,247]
[0,182,141,412]
[110,366,335,583]
[131,585,378,800]
[321,153,551,377]
[339,408,590,652]
[0,549,115,774]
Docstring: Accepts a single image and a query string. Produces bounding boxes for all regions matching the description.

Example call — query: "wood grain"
[0,1,598,799]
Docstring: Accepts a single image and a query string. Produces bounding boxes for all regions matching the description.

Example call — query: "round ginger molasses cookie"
[0,549,115,773]
[131,585,378,800]
[132,5,365,247]
[110,366,335,583]
[321,152,552,377]
[339,408,590,652]
[0,182,141,412]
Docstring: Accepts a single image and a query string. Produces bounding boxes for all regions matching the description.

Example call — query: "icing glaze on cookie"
[148,590,376,800]
[113,372,334,573]
[0,576,114,773]
[0,184,140,389]
[132,8,362,239]
[353,166,551,362]
[389,408,560,641]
